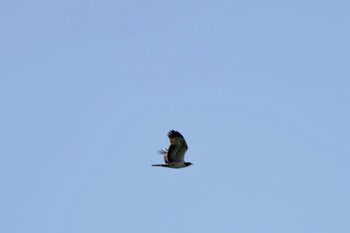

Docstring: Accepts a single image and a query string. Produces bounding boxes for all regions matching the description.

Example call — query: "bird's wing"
[166,130,188,163]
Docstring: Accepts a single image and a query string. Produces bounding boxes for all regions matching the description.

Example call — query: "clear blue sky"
[1,1,349,232]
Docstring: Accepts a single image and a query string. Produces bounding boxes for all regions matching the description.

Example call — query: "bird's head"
[185,162,193,167]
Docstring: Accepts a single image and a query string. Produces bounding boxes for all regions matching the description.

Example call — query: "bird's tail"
[158,149,167,155]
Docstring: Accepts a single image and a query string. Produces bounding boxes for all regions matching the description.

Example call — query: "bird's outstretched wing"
[166,130,188,163]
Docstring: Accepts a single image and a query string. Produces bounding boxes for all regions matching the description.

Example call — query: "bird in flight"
[152,130,193,169]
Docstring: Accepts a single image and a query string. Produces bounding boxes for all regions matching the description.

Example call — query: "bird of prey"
[152,130,193,169]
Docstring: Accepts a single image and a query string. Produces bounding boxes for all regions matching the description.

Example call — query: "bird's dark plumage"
[152,130,192,169]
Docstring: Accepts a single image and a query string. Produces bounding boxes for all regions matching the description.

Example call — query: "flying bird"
[152,130,193,169]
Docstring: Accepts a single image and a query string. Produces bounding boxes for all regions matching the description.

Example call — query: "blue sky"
[1,0,349,232]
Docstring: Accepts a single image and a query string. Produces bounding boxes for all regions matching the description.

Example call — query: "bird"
[152,130,193,169]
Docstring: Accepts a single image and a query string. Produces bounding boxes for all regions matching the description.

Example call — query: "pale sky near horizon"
[1,1,349,232]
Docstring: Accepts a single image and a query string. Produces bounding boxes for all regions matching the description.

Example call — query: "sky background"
[1,0,349,232]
